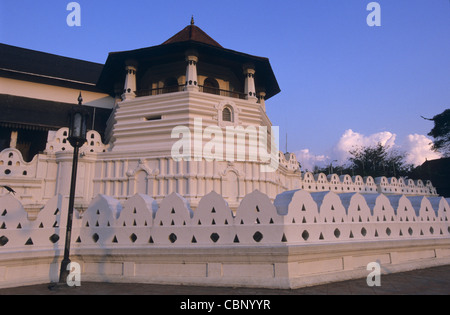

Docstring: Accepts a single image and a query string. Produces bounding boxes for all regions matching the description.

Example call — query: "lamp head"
[68,93,89,148]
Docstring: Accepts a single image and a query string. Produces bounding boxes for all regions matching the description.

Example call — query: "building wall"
[109,89,269,153]
[0,82,440,213]
[0,77,114,109]
[0,190,448,289]
[0,126,438,215]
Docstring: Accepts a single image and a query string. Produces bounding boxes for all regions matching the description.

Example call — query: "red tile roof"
[162,24,223,48]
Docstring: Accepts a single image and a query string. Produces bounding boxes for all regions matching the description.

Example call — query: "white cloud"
[401,134,441,166]
[294,149,328,172]
[331,129,396,165]
[293,129,441,171]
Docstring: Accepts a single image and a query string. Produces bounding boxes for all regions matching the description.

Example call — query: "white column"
[243,65,257,102]
[9,131,18,148]
[184,51,199,92]
[122,64,137,100]
[257,91,266,111]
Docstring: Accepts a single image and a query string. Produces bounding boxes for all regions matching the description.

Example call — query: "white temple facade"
[0,21,448,290]
[0,21,439,215]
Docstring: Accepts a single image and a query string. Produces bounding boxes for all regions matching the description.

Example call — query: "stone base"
[1,238,449,289]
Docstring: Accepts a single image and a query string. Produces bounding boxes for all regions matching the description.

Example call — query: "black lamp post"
[58,93,89,284]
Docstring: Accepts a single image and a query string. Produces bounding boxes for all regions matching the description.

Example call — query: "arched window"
[203,77,220,95]
[217,100,239,127]
[222,107,232,122]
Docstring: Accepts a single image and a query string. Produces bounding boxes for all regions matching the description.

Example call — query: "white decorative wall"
[0,190,449,289]
[0,96,445,289]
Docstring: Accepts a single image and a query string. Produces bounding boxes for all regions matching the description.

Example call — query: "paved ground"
[0,264,449,295]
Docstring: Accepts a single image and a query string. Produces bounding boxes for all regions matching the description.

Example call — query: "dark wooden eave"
[97,24,280,100]
[0,94,112,139]
[0,43,105,93]
[97,41,280,100]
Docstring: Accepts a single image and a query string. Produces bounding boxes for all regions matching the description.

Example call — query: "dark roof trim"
[0,43,105,93]
[98,41,281,100]
[0,121,54,132]
[0,94,112,139]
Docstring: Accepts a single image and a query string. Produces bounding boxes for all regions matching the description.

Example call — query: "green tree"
[422,109,450,157]
[348,142,413,178]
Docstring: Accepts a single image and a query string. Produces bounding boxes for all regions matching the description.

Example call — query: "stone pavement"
[0,264,449,295]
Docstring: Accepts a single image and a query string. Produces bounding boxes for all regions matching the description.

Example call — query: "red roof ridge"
[162,24,223,48]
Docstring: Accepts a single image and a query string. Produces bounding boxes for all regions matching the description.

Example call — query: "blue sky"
[1,0,449,169]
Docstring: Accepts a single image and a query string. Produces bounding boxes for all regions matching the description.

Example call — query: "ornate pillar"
[257,91,266,111]
[243,64,257,102]
[9,131,18,149]
[121,62,137,100]
[184,50,199,92]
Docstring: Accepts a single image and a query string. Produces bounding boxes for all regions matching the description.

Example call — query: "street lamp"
[329,160,338,175]
[58,92,89,285]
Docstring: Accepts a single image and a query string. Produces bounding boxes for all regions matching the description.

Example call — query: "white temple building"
[0,20,438,215]
[0,20,448,290]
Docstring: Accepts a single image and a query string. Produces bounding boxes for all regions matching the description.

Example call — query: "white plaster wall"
[0,77,114,109]
[0,190,449,289]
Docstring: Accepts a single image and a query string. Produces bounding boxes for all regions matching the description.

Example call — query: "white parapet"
[0,190,449,289]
